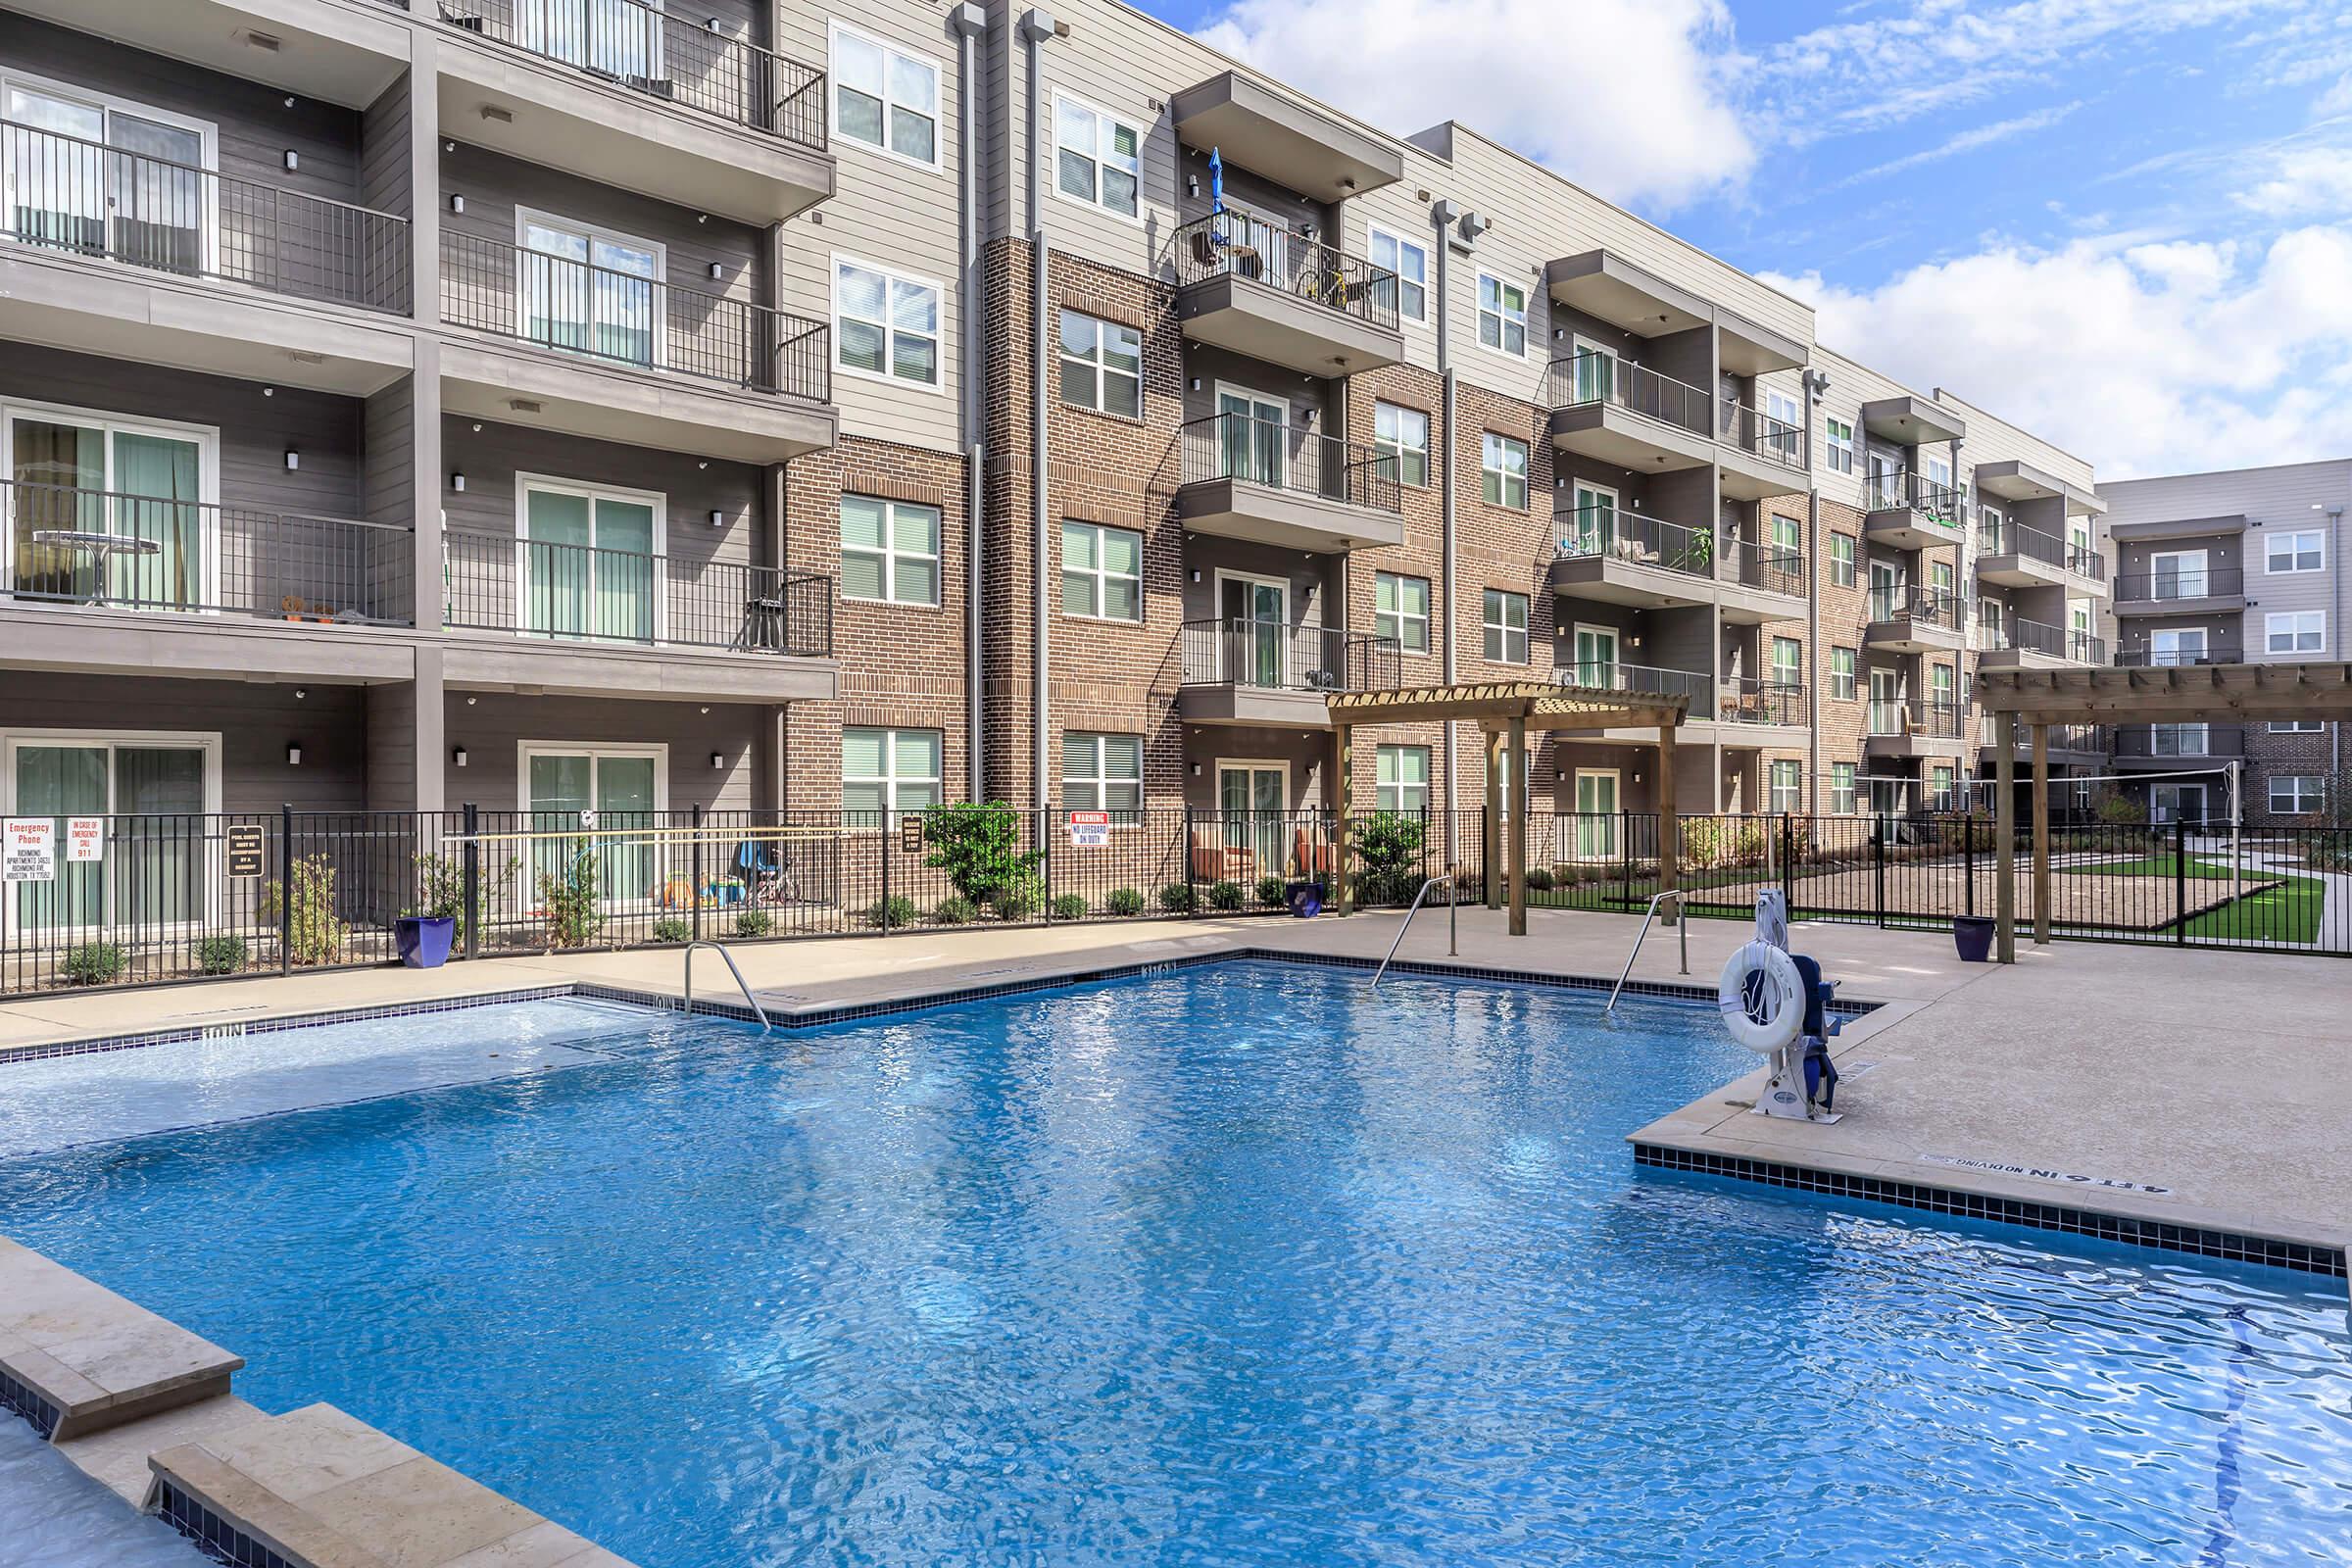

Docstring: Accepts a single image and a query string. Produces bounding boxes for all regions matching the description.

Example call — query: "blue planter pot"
[396,914,456,969]
[1952,914,1994,963]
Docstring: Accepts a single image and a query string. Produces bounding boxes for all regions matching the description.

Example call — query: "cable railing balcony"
[1718,399,1804,470]
[1867,699,1964,740]
[1863,469,1966,529]
[1545,351,1712,439]
[0,118,410,313]
[1551,661,1711,707]
[1170,211,1400,331]
[1553,504,1712,578]
[1980,518,2106,582]
[1715,676,1809,727]
[1178,413,1401,514]
[2115,724,2245,760]
[442,530,831,656]
[1867,584,1968,632]
[1719,537,1806,598]
[2113,565,2245,603]
[1980,613,2105,663]
[440,231,830,402]
[1179,618,1399,694]
[435,0,828,148]
[2,479,413,625]
[2115,640,2243,668]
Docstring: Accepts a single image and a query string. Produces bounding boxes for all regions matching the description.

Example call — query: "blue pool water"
[1,964,2345,1566]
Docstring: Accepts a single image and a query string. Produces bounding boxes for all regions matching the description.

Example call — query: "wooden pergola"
[1977,662,2352,960]
[1325,680,1691,935]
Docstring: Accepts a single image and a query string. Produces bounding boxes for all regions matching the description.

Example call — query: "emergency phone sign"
[3,818,55,883]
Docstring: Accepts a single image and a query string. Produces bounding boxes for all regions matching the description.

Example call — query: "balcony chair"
[1292,827,1335,880]
[1189,828,1258,884]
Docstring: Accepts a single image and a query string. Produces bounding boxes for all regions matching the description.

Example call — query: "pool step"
[0,1235,243,1442]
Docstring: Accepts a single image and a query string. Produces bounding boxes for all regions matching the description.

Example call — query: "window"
[1829,531,1856,587]
[1771,513,1801,561]
[1376,745,1430,812]
[1367,224,1428,321]
[519,744,664,913]
[1483,588,1529,663]
[1931,664,1955,708]
[2272,720,2324,733]
[840,495,939,607]
[1054,95,1141,219]
[2270,775,2324,814]
[1771,635,1802,687]
[1373,402,1429,487]
[518,475,662,642]
[1830,762,1857,815]
[0,80,214,278]
[515,210,662,368]
[1766,390,1801,462]
[1769,760,1801,813]
[1477,272,1527,357]
[1925,453,1953,491]
[1823,416,1855,474]
[2267,612,2325,654]
[1930,764,1955,810]
[1062,731,1143,812]
[1929,560,1955,601]
[6,731,219,933]
[2151,549,2207,598]
[1830,647,1857,701]
[834,257,940,387]
[1060,520,1142,620]
[1481,432,1529,509]
[1057,309,1141,417]
[2268,529,2325,573]
[1980,597,2005,647]
[1374,571,1429,653]
[831,23,938,166]
[843,727,941,823]
[1866,779,1905,816]
[5,400,216,610]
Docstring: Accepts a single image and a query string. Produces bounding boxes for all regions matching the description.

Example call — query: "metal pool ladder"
[683,941,771,1032]
[1370,874,1454,988]
[1604,890,1689,1012]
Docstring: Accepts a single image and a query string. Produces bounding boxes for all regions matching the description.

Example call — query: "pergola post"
[1507,716,1529,937]
[2031,721,2051,946]
[1483,727,1503,910]
[1332,722,1352,916]
[1656,723,1678,922]
[1994,710,2016,963]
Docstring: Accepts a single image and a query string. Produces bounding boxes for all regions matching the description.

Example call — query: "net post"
[461,803,480,961]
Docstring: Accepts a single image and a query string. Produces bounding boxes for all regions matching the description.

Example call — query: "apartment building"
[2097,459,2349,827]
[0,0,2114,871]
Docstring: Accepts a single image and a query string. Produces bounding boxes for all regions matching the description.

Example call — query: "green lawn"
[2068,854,2234,880]
[2063,854,2325,943]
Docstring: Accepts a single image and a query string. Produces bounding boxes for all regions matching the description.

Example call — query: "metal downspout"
[1435,202,1458,865]
[952,5,987,801]
[1020,10,1056,808]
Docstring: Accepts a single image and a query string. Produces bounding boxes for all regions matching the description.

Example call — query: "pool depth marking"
[1919,1153,2174,1197]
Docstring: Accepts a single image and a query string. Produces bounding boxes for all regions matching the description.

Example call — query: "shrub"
[1207,878,1245,911]
[933,895,978,925]
[2094,789,2147,826]
[195,935,248,976]
[1105,887,1146,917]
[920,804,1044,907]
[1255,875,1288,907]
[1349,810,1426,906]
[993,883,1039,922]
[261,853,348,965]
[1051,893,1089,920]
[1157,882,1196,913]
[62,943,125,987]
[409,851,520,947]
[652,916,691,943]
[1525,866,1556,892]
[535,846,604,949]
[864,894,916,930]
[732,907,773,939]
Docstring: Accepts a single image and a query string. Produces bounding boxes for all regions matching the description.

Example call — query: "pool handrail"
[683,940,771,1031]
[1603,890,1689,1013]
[1370,873,1455,987]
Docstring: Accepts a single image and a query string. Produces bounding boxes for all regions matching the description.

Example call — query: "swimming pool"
[2,964,2344,1565]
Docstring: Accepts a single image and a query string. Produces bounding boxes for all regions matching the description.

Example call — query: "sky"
[1131,0,2352,479]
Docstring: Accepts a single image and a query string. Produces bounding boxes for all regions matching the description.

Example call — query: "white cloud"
[1835,101,2082,189]
[1194,0,1752,211]
[2235,143,2352,216]
[1762,226,2352,477]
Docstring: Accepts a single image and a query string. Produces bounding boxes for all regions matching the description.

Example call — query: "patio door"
[1573,768,1618,860]
[1868,666,1900,735]
[1571,623,1618,690]
[6,734,213,935]
[1216,572,1287,689]
[1569,480,1616,555]
[522,745,665,912]
[520,478,661,643]
[2151,549,2206,600]
[1217,760,1286,874]
[1216,388,1286,487]
[517,211,662,367]
[2150,783,2206,826]
[1570,336,1615,405]
[518,0,666,81]
[1867,559,1899,620]
[1866,450,1899,511]
[2150,627,2206,668]
[2,81,211,275]
[7,406,210,609]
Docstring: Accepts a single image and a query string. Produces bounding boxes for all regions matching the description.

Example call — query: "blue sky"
[1132,0,2352,476]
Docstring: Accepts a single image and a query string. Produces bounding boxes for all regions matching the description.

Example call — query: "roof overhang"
[1171,71,1403,203]
[1715,309,1808,376]
[1973,458,2104,514]
[1978,662,2352,723]
[1544,251,1708,338]
[2107,514,2248,543]
[1860,395,1965,446]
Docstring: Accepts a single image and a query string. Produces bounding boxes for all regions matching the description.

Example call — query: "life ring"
[1719,941,1804,1055]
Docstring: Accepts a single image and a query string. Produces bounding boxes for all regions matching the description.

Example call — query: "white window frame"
[1769,759,1801,813]
[1051,91,1144,222]
[1830,761,1857,814]
[1482,431,1529,510]
[513,205,668,370]
[1061,730,1144,812]
[839,493,941,608]
[1056,308,1143,417]
[0,728,224,939]
[0,71,220,275]
[2267,528,2325,574]
[514,740,671,913]
[1823,416,1855,474]
[1373,401,1429,487]
[1771,634,1802,688]
[2269,774,2324,814]
[1765,389,1802,462]
[827,20,942,172]
[843,726,943,824]
[1061,519,1143,623]
[1569,768,1621,861]
[2270,720,2324,733]
[1483,586,1529,664]
[0,398,222,605]
[1830,646,1857,702]
[1828,530,1856,587]
[1373,569,1429,654]
[1476,270,1529,359]
[514,472,668,641]
[2266,611,2325,656]
[2150,626,2206,666]
[1366,222,1427,322]
[830,252,944,392]
[2150,548,2207,598]
[1570,620,1619,687]
[1374,744,1431,813]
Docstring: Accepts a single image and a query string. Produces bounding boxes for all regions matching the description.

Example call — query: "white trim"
[1482,583,1530,663]
[1474,269,1531,361]
[513,205,669,372]
[829,250,947,394]
[1058,517,1143,624]
[2264,609,2326,656]
[1570,619,1618,683]
[1049,89,1145,226]
[1,398,221,606]
[514,471,669,644]
[2265,527,2326,575]
[514,740,671,910]
[825,17,944,174]
[841,491,943,608]
[1211,568,1291,686]
[0,69,220,277]
[1569,767,1621,861]
[1364,220,1427,323]
[1213,758,1290,813]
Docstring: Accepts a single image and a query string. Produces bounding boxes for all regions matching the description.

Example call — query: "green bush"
[1157,882,1197,913]
[1051,893,1088,920]
[651,915,691,943]
[933,895,978,925]
[993,884,1038,921]
[1105,887,1146,917]
[410,850,519,947]
[195,935,248,976]
[261,853,348,965]
[920,804,1044,907]
[732,907,773,939]
[2094,789,2147,826]
[1349,811,1426,906]
[535,845,604,949]
[864,895,916,930]
[1207,879,1245,911]
[62,943,125,987]
[1525,866,1555,891]
[1255,875,1288,907]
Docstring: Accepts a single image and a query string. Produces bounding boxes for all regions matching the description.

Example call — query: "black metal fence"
[1169,211,1400,331]
[1177,619,1401,693]
[1177,413,1401,514]
[1545,351,1711,437]
[441,531,832,656]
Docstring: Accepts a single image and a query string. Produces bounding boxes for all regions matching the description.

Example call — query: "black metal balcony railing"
[1554,504,1712,578]
[443,531,830,656]
[1179,413,1401,514]
[436,0,828,148]
[1867,584,1967,632]
[1720,538,1806,598]
[1981,717,2107,753]
[2115,641,2243,668]
[440,231,830,402]
[1170,211,1400,332]
[1546,351,1711,438]
[1863,469,1966,530]
[3,479,414,624]
[1552,661,1711,708]
[1716,677,1808,727]
[1980,614,2105,664]
[1981,519,2107,582]
[1867,699,1965,740]
[1719,399,1804,470]
[2113,565,2245,603]
[2116,724,2245,760]
[1179,618,1399,694]
[0,119,411,313]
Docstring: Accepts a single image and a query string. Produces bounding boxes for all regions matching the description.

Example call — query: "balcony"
[2114,724,2245,766]
[1546,353,1715,472]
[1979,718,2108,763]
[1862,469,1967,550]
[2112,565,2246,617]
[1859,394,1965,447]
[1549,506,1713,609]
[1175,413,1404,553]
[1713,676,1809,739]
[438,230,836,464]
[4,1,409,110]
[1978,520,2107,594]
[440,530,834,701]
[1567,661,1715,743]
[1715,399,1808,500]
[1170,72,1403,204]
[1864,585,1966,653]
[1865,699,1968,759]
[1177,618,1399,727]
[2114,639,2243,669]
[0,478,415,681]
[1976,614,2105,669]
[434,0,833,223]
[0,119,413,393]
[1171,212,1402,376]
[1716,538,1807,623]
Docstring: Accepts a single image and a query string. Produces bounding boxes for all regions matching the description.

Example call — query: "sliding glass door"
[522,746,665,914]
[520,480,660,643]
[518,211,662,367]
[8,737,210,934]
[7,408,209,609]
[2,81,209,274]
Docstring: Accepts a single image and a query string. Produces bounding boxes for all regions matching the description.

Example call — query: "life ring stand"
[1718,940,1803,1055]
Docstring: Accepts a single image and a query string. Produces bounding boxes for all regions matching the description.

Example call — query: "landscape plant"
[62,942,125,987]
[933,895,978,925]
[1105,887,1146,917]
[1051,893,1088,920]
[195,935,248,976]
[1157,882,1196,913]
[536,846,604,949]
[1349,810,1425,905]
[864,895,916,930]
[920,804,1044,910]
[261,853,347,965]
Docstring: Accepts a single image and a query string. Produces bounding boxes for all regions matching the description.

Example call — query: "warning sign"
[1068,810,1110,848]
[225,824,267,879]
[65,816,104,862]
[4,818,55,883]
[900,813,924,854]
